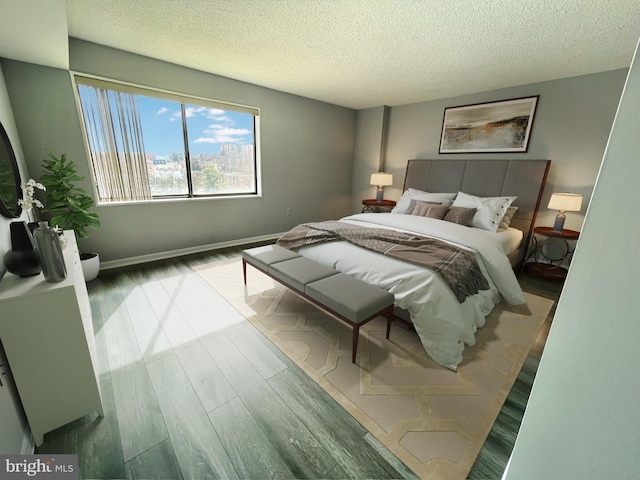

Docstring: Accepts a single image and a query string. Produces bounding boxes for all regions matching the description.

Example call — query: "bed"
[280,159,550,370]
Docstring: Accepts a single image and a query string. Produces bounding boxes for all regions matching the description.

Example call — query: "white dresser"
[0,231,103,446]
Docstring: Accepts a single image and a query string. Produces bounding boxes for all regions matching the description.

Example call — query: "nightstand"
[524,226,580,281]
[362,199,396,213]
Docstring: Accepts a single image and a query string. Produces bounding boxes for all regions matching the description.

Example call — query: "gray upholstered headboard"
[403,159,550,268]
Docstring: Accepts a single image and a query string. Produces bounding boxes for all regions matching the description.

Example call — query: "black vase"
[3,221,42,277]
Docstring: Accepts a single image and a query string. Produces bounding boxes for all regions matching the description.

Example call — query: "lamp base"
[375,188,384,202]
[552,212,566,232]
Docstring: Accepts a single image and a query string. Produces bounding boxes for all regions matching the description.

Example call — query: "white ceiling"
[2,1,640,109]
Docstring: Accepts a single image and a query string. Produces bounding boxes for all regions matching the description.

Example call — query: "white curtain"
[77,83,152,203]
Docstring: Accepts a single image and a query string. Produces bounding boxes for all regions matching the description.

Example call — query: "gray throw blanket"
[277,221,489,303]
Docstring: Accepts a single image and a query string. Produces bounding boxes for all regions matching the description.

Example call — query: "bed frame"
[402,159,550,269]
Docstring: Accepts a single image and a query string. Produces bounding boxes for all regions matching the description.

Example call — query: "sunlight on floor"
[99,271,250,369]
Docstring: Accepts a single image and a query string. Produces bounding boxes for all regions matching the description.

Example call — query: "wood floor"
[35,243,562,479]
[467,271,561,479]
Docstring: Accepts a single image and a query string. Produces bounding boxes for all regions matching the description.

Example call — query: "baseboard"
[99,232,283,270]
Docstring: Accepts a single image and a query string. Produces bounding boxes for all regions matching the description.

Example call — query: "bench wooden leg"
[242,259,247,285]
[352,324,360,363]
[385,306,394,339]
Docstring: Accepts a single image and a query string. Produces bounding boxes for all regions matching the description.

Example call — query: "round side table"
[362,199,396,213]
[524,226,580,281]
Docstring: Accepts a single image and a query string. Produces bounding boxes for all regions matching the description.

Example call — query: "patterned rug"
[194,258,554,479]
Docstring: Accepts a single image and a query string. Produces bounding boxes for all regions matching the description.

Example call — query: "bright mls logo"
[1,455,78,479]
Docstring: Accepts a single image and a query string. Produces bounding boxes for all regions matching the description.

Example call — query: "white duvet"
[296,213,526,370]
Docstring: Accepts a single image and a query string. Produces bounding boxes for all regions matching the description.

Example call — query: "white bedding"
[491,227,523,256]
[296,213,526,370]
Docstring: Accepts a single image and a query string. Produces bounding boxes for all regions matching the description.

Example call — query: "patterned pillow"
[499,206,519,229]
[407,199,442,213]
[443,206,477,225]
[410,201,450,219]
[392,189,457,214]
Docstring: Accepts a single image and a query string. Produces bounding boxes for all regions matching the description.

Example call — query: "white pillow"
[452,191,517,232]
[392,189,457,214]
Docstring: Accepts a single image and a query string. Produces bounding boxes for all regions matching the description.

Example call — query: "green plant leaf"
[40,149,100,241]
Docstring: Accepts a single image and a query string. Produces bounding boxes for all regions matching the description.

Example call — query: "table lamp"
[370,173,393,201]
[548,193,582,232]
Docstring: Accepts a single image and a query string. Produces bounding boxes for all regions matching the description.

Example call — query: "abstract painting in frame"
[439,96,539,153]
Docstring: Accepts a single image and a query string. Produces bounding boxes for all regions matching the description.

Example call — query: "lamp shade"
[370,173,393,186]
[548,193,582,212]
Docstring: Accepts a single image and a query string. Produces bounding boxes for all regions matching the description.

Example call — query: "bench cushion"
[242,245,300,271]
[269,256,338,292]
[305,273,394,324]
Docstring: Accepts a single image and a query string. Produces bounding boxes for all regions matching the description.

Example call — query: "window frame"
[70,72,262,205]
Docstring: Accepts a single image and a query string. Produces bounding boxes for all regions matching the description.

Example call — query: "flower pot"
[81,252,100,282]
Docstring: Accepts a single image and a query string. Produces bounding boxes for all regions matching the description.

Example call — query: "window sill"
[96,193,263,207]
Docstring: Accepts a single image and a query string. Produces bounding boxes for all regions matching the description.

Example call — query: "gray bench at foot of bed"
[242,244,394,364]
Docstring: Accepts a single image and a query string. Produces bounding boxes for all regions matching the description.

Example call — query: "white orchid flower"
[17,178,46,212]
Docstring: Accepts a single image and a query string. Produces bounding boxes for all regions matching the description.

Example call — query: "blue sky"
[137,95,254,157]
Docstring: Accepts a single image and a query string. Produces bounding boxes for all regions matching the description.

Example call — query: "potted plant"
[39,150,101,281]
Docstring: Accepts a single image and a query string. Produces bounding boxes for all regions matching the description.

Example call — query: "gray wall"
[2,39,357,264]
[351,106,387,211]
[354,69,627,232]
[0,64,32,453]
[0,65,31,276]
[504,40,640,479]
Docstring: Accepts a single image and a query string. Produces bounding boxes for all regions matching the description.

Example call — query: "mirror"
[0,120,22,218]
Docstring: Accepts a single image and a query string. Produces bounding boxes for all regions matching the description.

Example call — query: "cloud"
[183,107,199,118]
[183,106,226,119]
[158,105,232,124]
[206,108,225,116]
[203,126,250,136]
[208,115,232,123]
[193,125,251,144]
[194,136,236,144]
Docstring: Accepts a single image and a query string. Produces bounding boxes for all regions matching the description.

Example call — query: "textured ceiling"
[65,0,640,109]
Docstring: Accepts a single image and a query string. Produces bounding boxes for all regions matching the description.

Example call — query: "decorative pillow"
[410,201,450,219]
[499,206,519,229]
[452,191,517,232]
[443,206,477,225]
[407,199,442,213]
[392,189,458,214]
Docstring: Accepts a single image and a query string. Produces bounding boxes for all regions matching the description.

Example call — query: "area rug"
[194,258,554,479]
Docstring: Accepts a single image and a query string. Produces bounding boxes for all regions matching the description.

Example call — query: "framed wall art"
[439,95,539,153]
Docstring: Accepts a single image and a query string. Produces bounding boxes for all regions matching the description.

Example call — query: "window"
[73,75,260,203]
